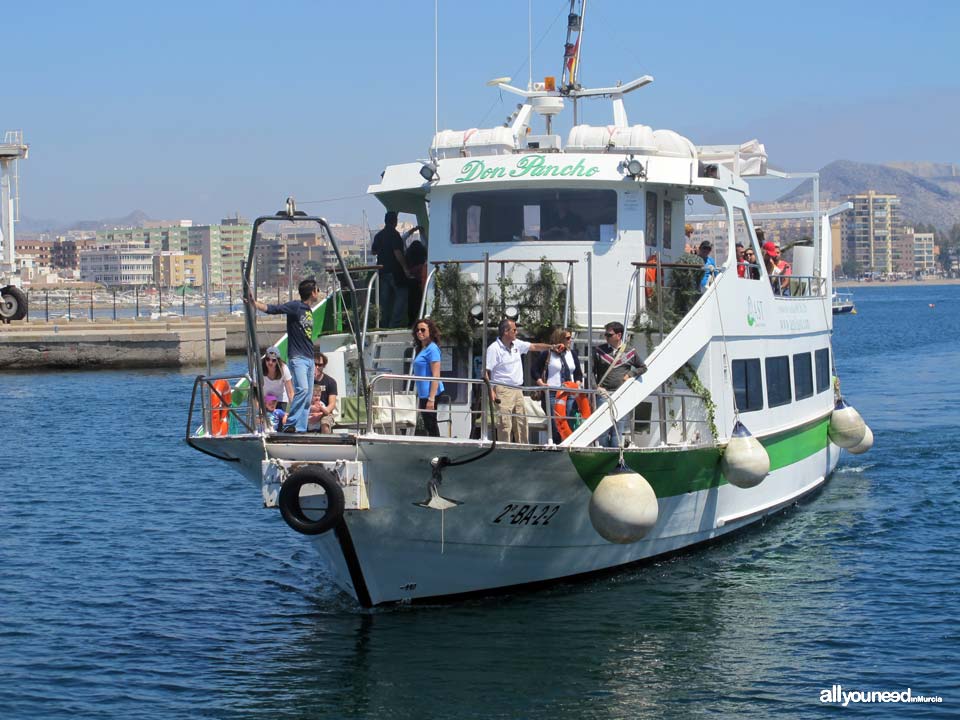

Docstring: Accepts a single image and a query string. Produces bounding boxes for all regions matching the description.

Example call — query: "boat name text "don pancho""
[455,155,600,183]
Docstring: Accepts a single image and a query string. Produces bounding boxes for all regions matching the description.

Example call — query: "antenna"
[434,0,439,136]
[528,0,533,90]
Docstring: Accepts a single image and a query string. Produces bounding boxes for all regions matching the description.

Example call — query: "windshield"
[451,188,617,244]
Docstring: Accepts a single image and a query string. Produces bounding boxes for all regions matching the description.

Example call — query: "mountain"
[18,210,153,234]
[776,160,960,230]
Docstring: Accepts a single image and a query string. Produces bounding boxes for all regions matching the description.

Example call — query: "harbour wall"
[0,317,286,370]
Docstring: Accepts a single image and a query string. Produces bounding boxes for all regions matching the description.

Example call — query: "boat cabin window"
[645,191,657,247]
[765,356,792,408]
[733,208,755,264]
[815,348,831,393]
[662,200,673,249]
[732,359,763,412]
[793,352,814,400]
[450,189,616,244]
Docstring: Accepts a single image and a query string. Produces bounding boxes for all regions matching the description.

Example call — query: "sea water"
[1,285,957,719]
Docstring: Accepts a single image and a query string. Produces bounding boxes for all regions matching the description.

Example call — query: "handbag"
[522,395,548,430]
[532,350,550,401]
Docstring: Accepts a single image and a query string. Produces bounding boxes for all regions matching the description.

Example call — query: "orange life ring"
[554,381,592,439]
[645,254,658,299]
[210,379,232,436]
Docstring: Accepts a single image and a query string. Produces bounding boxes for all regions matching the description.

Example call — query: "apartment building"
[153,251,204,287]
[842,191,903,275]
[79,247,155,286]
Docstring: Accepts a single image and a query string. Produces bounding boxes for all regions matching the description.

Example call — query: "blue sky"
[4,0,958,227]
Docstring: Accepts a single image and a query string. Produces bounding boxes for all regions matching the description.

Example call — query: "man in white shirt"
[485,318,562,443]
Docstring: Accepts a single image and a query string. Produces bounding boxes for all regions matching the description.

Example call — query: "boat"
[185,2,872,607]
[832,291,856,314]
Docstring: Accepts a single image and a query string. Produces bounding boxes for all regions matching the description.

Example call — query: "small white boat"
[832,291,856,314]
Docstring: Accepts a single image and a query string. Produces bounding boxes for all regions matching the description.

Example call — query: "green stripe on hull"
[570,415,831,498]
[764,416,830,471]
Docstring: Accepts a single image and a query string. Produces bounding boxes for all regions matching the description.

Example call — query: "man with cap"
[774,242,792,294]
[697,240,716,292]
[762,241,782,294]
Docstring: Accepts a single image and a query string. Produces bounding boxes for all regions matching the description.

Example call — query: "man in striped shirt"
[593,321,647,447]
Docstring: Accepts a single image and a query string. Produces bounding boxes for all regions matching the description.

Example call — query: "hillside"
[19,210,153,234]
[777,160,960,230]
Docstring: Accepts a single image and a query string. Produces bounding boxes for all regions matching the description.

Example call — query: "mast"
[561,0,586,124]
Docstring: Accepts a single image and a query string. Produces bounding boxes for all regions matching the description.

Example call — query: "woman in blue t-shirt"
[411,318,444,437]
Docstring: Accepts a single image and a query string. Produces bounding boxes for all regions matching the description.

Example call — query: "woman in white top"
[533,327,583,444]
[261,345,294,411]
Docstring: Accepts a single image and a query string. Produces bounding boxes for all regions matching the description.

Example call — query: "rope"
[711,271,738,427]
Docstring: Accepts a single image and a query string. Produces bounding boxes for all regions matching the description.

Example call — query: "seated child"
[264,393,287,431]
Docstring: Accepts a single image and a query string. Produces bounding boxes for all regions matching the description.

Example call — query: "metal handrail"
[185,373,258,450]
[360,271,381,354]
[366,372,496,440]
[241,208,369,430]
[417,266,438,319]
[365,372,712,446]
[563,262,574,326]
[622,267,642,336]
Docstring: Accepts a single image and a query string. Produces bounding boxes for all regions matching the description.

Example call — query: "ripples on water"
[1,285,957,719]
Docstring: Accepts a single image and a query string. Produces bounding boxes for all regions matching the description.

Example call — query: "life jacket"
[210,379,232,436]
[645,253,659,299]
[554,381,592,439]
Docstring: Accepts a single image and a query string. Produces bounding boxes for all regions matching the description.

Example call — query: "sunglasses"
[265,358,278,363]
[415,327,429,334]
[563,336,572,341]
[604,332,617,338]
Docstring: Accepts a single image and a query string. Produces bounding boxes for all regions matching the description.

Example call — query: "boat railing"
[424,257,578,327]
[365,372,713,447]
[629,260,719,338]
[185,372,259,445]
[769,274,826,298]
[360,271,382,354]
[241,207,369,434]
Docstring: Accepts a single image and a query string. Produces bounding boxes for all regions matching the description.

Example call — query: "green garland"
[430,260,575,347]
[516,258,575,340]
[674,362,718,441]
[433,263,479,349]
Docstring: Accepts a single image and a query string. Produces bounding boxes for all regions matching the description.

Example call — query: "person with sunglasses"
[593,321,647,447]
[743,248,761,280]
[411,318,444,437]
[308,351,338,434]
[261,345,294,428]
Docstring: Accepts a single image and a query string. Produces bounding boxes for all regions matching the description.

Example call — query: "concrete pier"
[0,316,287,370]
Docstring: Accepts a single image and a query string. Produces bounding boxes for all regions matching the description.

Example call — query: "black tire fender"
[278,466,345,536]
[0,285,27,321]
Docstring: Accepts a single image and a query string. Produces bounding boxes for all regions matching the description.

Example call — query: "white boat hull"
[262,420,841,606]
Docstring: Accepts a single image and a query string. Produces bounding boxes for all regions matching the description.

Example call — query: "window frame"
[793,352,814,400]
[449,188,618,245]
[815,348,831,394]
[732,358,763,412]
[765,355,792,408]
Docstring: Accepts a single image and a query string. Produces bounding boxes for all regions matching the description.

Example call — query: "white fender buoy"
[828,399,867,448]
[588,464,658,544]
[847,424,874,455]
[721,420,770,489]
